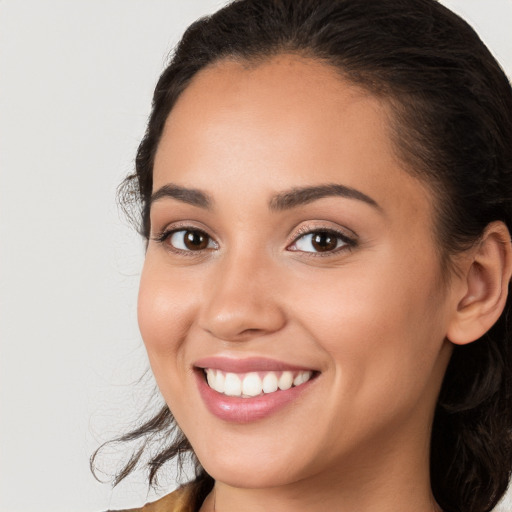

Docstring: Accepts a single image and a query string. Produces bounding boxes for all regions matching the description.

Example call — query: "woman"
[96,0,512,511]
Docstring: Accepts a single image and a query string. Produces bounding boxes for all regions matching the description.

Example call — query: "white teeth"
[242,372,263,397]
[293,372,304,386]
[214,369,225,391]
[278,371,293,390]
[224,372,242,396]
[206,369,216,388]
[294,371,312,386]
[262,372,278,393]
[204,368,314,397]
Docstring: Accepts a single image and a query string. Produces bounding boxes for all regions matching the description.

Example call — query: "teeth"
[204,369,313,398]
[224,372,242,396]
[278,371,293,390]
[262,372,278,393]
[214,370,225,391]
[206,368,216,388]
[242,372,263,397]
[294,371,312,386]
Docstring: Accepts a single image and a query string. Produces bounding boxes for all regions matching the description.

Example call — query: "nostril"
[241,328,264,336]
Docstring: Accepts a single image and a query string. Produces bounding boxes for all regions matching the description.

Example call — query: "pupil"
[312,232,337,252]
[184,230,208,250]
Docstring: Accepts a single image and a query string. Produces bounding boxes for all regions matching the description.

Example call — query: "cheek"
[290,253,447,397]
[137,258,197,368]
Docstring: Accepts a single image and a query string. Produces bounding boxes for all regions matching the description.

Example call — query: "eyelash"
[152,225,217,257]
[288,226,357,256]
[152,225,357,257]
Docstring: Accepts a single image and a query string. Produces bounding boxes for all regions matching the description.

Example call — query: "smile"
[204,369,314,398]
[194,357,319,422]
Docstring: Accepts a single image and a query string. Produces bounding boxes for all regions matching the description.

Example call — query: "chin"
[200,456,303,489]
[189,431,313,489]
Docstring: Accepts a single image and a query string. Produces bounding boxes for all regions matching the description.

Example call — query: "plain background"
[1,1,511,511]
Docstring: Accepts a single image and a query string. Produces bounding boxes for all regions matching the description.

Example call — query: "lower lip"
[195,371,316,423]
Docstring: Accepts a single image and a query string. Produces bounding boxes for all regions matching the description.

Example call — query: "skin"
[138,55,510,512]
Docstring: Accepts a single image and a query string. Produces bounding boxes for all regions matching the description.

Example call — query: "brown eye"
[288,229,353,254]
[311,232,338,252]
[167,229,216,251]
[183,230,208,250]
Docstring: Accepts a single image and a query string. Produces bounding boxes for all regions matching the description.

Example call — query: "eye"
[159,229,217,252]
[288,229,354,254]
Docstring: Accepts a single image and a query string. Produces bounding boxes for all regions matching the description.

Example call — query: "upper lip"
[194,356,317,373]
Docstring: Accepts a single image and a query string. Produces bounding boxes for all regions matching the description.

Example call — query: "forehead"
[153,54,433,227]
[159,55,387,157]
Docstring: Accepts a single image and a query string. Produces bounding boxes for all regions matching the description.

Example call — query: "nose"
[198,252,287,342]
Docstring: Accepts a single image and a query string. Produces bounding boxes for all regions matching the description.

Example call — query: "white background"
[1,1,511,511]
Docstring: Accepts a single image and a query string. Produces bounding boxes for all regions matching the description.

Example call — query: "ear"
[447,221,512,345]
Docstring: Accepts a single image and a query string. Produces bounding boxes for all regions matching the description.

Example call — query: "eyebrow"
[149,182,381,212]
[268,183,381,212]
[150,184,213,209]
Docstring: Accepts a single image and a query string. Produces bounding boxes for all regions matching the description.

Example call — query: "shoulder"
[106,485,196,512]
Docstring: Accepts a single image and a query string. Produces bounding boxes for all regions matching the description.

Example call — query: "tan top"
[108,485,197,512]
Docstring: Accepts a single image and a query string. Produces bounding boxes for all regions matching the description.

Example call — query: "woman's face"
[139,56,456,489]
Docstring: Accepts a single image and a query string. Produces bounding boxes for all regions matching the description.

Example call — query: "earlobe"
[447,221,512,346]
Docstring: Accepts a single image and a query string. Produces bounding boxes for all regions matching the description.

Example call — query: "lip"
[194,357,319,423]
[194,356,316,373]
